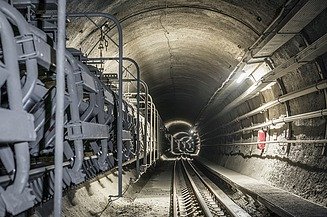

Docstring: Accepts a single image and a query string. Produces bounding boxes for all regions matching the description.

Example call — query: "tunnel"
[0,0,326,216]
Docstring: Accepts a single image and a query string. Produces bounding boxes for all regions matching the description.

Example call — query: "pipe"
[0,11,30,195]
[205,108,327,141]
[203,79,327,137]
[202,139,327,147]
[102,84,151,174]
[0,1,38,107]
[201,32,327,132]
[54,0,66,216]
[67,12,124,196]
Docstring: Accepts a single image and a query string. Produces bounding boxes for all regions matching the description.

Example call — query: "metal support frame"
[147,94,155,166]
[0,9,35,215]
[64,60,86,184]
[85,57,142,176]
[0,1,39,109]
[67,12,124,196]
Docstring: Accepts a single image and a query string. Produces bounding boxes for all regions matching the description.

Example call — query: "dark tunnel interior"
[0,0,326,216]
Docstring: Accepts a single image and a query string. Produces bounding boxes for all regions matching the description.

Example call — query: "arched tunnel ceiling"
[67,0,287,134]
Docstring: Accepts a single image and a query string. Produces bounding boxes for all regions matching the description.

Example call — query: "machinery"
[0,1,164,215]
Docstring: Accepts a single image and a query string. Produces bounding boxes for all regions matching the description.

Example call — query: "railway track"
[171,158,250,217]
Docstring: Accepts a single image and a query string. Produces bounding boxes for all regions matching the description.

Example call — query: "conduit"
[203,79,327,137]
[205,108,327,141]
[54,0,67,216]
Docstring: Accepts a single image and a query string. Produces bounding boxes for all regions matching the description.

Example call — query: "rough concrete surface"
[66,0,286,123]
[200,8,327,209]
[34,167,136,216]
[103,161,173,216]
[34,161,173,217]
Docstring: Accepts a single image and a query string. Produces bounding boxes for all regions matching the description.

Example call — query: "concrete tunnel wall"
[65,0,327,207]
[199,10,327,207]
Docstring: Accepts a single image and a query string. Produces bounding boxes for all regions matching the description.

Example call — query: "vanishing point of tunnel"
[0,0,326,216]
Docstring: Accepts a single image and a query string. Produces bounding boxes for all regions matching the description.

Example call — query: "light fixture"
[252,63,270,81]
[165,120,193,129]
[236,70,247,84]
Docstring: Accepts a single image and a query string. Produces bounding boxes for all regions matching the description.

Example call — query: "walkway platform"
[196,157,327,217]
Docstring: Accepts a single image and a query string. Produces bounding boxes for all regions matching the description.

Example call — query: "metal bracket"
[0,67,9,88]
[104,89,114,104]
[66,121,110,140]
[122,130,132,141]
[81,70,98,93]
[66,169,85,184]
[16,34,37,60]
[16,33,55,70]
[0,108,36,143]
[0,186,35,215]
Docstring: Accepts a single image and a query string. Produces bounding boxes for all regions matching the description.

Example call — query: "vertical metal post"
[141,81,149,169]
[149,96,153,166]
[67,12,123,196]
[157,110,160,159]
[149,103,152,166]
[135,67,140,176]
[153,108,157,162]
[54,0,66,216]
[171,135,174,154]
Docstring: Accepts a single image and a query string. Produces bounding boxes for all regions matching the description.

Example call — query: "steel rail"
[185,159,251,217]
[172,160,178,217]
[180,160,213,217]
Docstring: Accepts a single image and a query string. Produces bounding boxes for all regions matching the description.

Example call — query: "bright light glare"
[236,72,247,84]
[261,82,276,92]
[173,131,190,138]
[252,63,270,81]
[165,120,193,129]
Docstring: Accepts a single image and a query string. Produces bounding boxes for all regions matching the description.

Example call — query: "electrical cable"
[94,178,133,217]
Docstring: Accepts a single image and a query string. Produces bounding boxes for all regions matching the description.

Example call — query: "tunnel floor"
[101,161,173,217]
[46,156,327,217]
